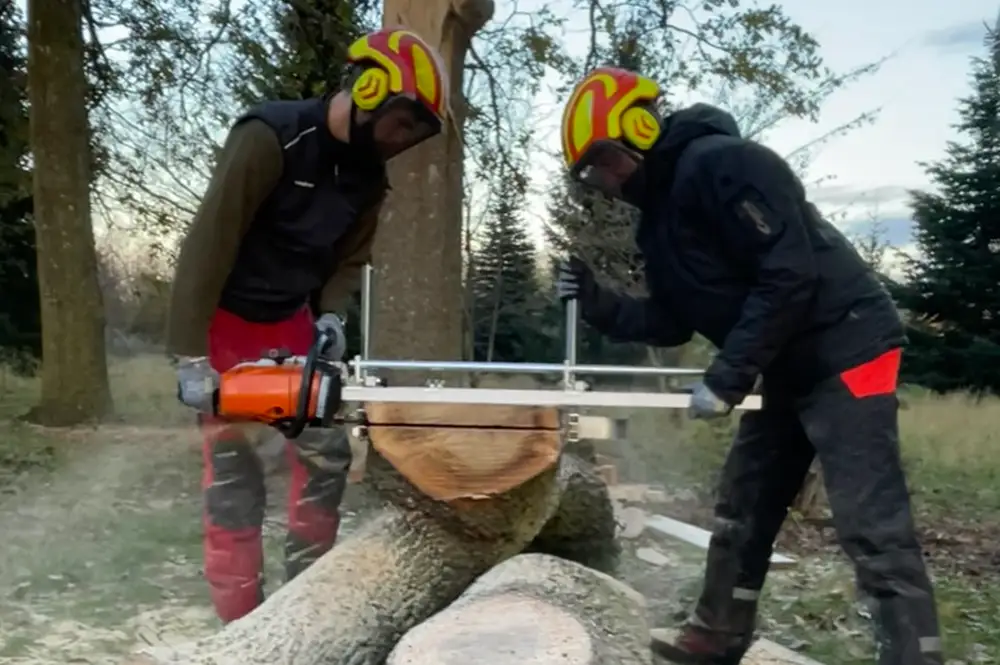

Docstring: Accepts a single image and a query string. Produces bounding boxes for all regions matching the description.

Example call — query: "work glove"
[175,356,219,413]
[682,381,733,420]
[555,256,596,302]
[315,313,347,360]
[556,256,621,328]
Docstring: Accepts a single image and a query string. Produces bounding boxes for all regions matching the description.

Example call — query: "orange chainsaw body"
[216,363,323,425]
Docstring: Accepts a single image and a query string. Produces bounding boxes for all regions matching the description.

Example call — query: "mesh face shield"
[367,94,442,159]
[569,139,642,200]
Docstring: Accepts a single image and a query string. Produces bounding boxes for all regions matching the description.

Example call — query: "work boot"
[652,567,760,665]
[651,624,754,665]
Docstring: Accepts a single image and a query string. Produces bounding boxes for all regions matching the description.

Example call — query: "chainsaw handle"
[277,330,330,438]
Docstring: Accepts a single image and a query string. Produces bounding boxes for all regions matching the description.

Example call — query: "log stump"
[125,402,619,665]
[387,553,651,665]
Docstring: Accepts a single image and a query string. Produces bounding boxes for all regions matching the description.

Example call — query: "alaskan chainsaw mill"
[212,265,762,439]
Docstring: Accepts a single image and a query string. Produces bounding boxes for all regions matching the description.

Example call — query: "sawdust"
[0,417,380,664]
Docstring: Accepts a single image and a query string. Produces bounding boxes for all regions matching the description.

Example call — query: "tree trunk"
[791,460,828,521]
[25,0,111,425]
[370,0,495,380]
[125,403,619,665]
[387,553,651,665]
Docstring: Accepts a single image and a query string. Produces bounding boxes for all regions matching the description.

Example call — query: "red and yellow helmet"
[561,67,662,174]
[346,27,450,125]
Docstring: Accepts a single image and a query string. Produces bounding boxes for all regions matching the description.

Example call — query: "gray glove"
[175,356,219,413]
[555,256,594,301]
[315,313,347,360]
[683,381,733,420]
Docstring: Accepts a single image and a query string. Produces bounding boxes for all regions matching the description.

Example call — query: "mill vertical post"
[564,299,578,390]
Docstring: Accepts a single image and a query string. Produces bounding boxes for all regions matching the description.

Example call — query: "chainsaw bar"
[339,385,762,411]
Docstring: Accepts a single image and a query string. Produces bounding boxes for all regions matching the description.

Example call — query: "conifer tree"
[0,0,40,366]
[896,19,1000,392]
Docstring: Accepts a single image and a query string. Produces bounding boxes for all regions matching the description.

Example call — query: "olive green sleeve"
[165,120,283,357]
[316,193,385,314]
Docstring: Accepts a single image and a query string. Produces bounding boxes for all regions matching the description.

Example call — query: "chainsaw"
[206,265,762,440]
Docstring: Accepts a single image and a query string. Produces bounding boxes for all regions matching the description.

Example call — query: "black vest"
[218,98,387,322]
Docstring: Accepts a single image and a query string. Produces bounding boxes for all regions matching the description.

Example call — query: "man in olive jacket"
[166,27,453,622]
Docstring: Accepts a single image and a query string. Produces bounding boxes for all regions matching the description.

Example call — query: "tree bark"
[371,0,495,379]
[125,405,618,665]
[791,460,829,521]
[25,0,112,425]
[524,448,621,574]
[387,553,651,665]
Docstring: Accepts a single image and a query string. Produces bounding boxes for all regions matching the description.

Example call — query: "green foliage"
[227,0,379,106]
[468,174,553,362]
[0,1,39,361]
[895,26,1000,393]
[565,0,833,119]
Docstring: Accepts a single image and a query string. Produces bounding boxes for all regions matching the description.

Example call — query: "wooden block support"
[646,514,796,569]
[576,415,628,440]
[364,402,563,502]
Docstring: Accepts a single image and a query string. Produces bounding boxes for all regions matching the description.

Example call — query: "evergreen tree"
[895,21,1000,393]
[0,0,39,367]
[469,175,551,363]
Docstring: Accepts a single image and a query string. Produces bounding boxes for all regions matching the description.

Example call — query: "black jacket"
[219,98,387,322]
[591,104,905,404]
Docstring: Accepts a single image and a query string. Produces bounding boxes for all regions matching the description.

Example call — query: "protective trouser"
[201,306,351,623]
[666,348,943,665]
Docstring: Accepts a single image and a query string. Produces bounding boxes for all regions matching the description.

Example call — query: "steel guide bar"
[351,265,762,412]
[339,385,762,410]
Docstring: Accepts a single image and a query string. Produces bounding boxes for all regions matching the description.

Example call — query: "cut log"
[364,401,560,429]
[125,403,618,665]
[369,426,562,501]
[387,553,652,665]
[365,402,563,502]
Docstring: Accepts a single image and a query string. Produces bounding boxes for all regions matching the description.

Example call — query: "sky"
[515,0,996,270]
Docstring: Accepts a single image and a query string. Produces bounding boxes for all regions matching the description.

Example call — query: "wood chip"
[635,547,671,566]
[615,506,647,539]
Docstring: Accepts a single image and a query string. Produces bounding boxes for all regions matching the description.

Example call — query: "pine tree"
[895,20,1000,393]
[0,1,40,367]
[469,175,550,363]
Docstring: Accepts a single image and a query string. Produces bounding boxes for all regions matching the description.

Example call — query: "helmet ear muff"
[351,66,390,112]
[621,105,661,152]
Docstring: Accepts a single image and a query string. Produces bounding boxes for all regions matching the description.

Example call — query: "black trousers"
[692,353,943,665]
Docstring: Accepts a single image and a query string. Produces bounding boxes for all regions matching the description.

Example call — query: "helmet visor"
[570,140,642,200]
[371,95,442,159]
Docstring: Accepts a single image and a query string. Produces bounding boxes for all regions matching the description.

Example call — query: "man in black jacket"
[556,67,942,665]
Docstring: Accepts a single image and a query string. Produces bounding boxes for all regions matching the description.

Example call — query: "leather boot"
[651,598,757,665]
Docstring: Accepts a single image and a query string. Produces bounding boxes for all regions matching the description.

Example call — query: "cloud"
[809,184,911,210]
[919,21,988,53]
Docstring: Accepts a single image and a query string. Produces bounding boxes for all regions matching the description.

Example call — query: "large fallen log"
[126,402,619,665]
[387,553,651,665]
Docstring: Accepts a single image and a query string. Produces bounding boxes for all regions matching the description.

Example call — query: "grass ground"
[0,357,997,664]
